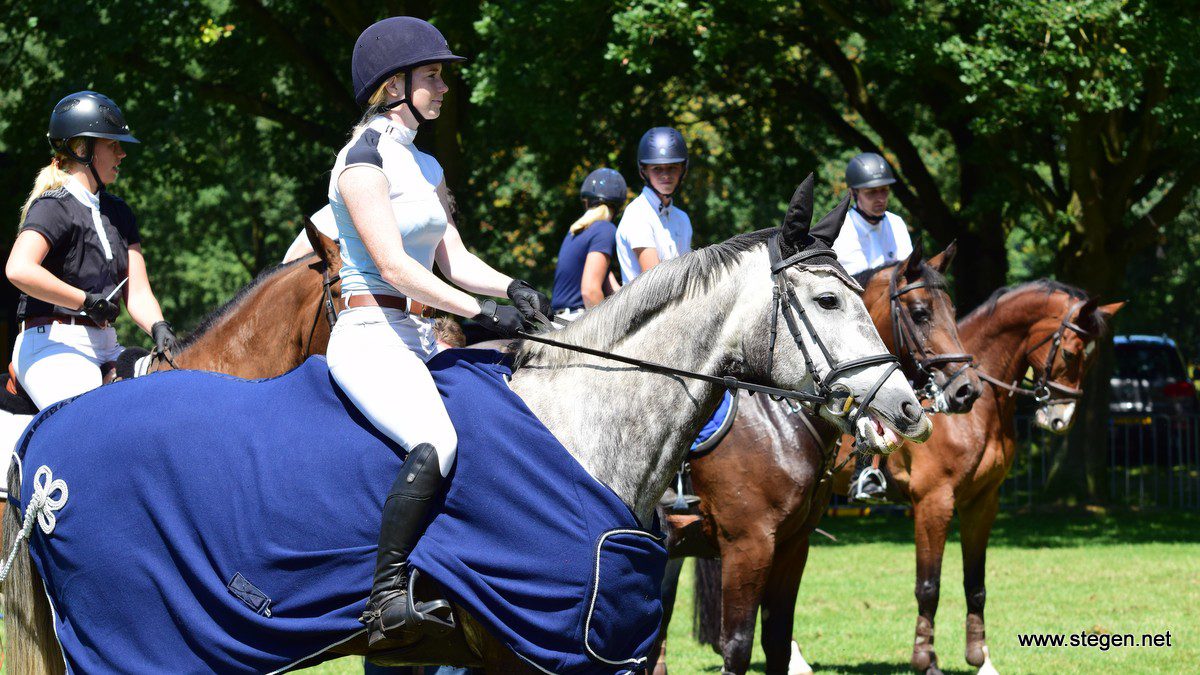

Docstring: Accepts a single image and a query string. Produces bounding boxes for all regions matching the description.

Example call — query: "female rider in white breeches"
[5,91,178,410]
[330,17,550,649]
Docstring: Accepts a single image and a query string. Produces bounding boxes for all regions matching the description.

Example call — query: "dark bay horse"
[813,282,1123,674]
[659,243,980,675]
[3,183,934,673]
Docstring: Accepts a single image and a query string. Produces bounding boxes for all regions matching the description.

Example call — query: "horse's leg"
[959,490,1001,672]
[911,490,954,675]
[719,536,774,675]
[647,557,685,675]
[3,470,66,675]
[759,535,810,675]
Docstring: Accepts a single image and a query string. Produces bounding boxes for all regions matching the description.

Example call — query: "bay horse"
[658,242,981,675]
[4,182,933,673]
[813,282,1122,674]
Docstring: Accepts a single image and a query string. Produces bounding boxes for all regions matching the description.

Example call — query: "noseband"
[766,234,900,428]
[887,274,974,406]
[978,299,1092,405]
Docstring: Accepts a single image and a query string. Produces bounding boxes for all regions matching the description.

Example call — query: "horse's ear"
[1077,300,1125,336]
[928,240,957,273]
[901,238,925,282]
[781,173,815,247]
[810,191,851,248]
[305,217,340,272]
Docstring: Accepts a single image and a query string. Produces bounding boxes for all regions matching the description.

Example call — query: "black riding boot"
[360,443,452,649]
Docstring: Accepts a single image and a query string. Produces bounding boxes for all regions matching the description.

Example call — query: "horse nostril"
[901,400,920,423]
[954,382,975,402]
[1052,419,1064,431]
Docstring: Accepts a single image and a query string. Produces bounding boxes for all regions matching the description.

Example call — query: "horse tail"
[692,557,723,650]
[3,460,66,674]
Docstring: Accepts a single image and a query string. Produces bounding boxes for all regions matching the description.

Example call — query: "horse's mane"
[515,228,775,369]
[851,259,948,290]
[179,255,313,349]
[963,278,1106,332]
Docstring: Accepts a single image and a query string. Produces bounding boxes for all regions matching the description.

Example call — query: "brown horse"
[814,282,1124,674]
[658,242,981,675]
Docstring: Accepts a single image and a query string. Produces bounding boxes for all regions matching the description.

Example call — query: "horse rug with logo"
[10,349,665,674]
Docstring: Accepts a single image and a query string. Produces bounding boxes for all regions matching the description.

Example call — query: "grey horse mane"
[515,228,776,370]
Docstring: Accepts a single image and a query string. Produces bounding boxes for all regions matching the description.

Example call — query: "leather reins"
[977,299,1092,405]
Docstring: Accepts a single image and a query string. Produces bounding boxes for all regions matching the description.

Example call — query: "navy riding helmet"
[580,168,628,207]
[845,152,896,190]
[351,17,466,120]
[637,126,688,193]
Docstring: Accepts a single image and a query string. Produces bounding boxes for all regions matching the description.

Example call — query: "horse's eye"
[910,306,931,323]
[1063,349,1078,364]
[815,294,840,310]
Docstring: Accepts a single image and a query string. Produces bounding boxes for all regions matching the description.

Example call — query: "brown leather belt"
[22,314,104,330]
[343,293,436,318]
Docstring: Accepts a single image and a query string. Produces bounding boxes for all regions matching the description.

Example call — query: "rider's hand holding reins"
[82,292,120,324]
[474,299,526,338]
[152,320,180,356]
[507,279,550,322]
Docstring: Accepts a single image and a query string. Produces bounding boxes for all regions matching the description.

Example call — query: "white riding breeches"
[13,321,124,410]
[326,306,458,476]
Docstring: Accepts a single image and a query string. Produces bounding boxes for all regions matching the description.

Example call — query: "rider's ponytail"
[569,203,615,235]
[350,75,401,139]
[20,139,87,222]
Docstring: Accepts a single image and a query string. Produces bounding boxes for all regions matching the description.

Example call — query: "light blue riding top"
[328,115,448,296]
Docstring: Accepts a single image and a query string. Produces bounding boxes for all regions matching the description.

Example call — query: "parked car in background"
[1109,334,1199,463]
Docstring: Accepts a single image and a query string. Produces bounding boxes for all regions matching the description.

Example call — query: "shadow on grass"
[699,660,976,674]
[812,510,1200,549]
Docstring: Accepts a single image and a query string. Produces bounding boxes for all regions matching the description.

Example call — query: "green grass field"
[5,510,1195,674]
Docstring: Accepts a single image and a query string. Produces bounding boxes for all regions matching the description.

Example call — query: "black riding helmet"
[845,152,896,190]
[47,91,139,190]
[352,17,466,123]
[580,168,627,208]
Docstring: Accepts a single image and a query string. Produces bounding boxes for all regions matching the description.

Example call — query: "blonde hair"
[569,203,615,235]
[20,138,88,222]
[351,75,402,137]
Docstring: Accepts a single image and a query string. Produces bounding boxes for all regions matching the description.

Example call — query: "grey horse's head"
[737,174,932,452]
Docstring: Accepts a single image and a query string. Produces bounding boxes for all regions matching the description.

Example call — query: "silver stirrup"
[851,466,887,503]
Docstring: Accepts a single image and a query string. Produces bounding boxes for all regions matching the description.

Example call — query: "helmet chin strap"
[850,191,882,224]
[56,138,105,192]
[382,70,427,124]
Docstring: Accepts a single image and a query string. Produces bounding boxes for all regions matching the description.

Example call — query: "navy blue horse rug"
[10,350,665,674]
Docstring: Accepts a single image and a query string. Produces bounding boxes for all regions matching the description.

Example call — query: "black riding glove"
[151,320,180,355]
[507,279,551,322]
[473,299,526,338]
[82,292,120,324]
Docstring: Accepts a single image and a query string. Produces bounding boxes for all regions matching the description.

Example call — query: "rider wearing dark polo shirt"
[550,168,627,320]
[6,91,178,409]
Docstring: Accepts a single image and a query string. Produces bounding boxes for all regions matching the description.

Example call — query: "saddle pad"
[689,390,736,456]
[11,350,665,674]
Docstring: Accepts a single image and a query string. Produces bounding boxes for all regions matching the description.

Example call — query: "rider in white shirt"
[832,152,912,276]
[834,152,912,503]
[615,127,692,283]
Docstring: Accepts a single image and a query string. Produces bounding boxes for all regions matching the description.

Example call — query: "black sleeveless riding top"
[16,184,141,321]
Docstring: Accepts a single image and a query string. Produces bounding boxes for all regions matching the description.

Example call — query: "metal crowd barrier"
[1002,414,1200,510]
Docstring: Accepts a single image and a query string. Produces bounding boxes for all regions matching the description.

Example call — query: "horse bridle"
[978,299,1092,405]
[888,273,974,408]
[765,234,901,428]
[304,262,340,354]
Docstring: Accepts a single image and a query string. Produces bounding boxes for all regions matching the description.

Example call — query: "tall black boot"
[849,452,887,504]
[360,442,451,649]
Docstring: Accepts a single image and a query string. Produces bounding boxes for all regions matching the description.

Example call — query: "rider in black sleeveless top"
[6,91,178,409]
